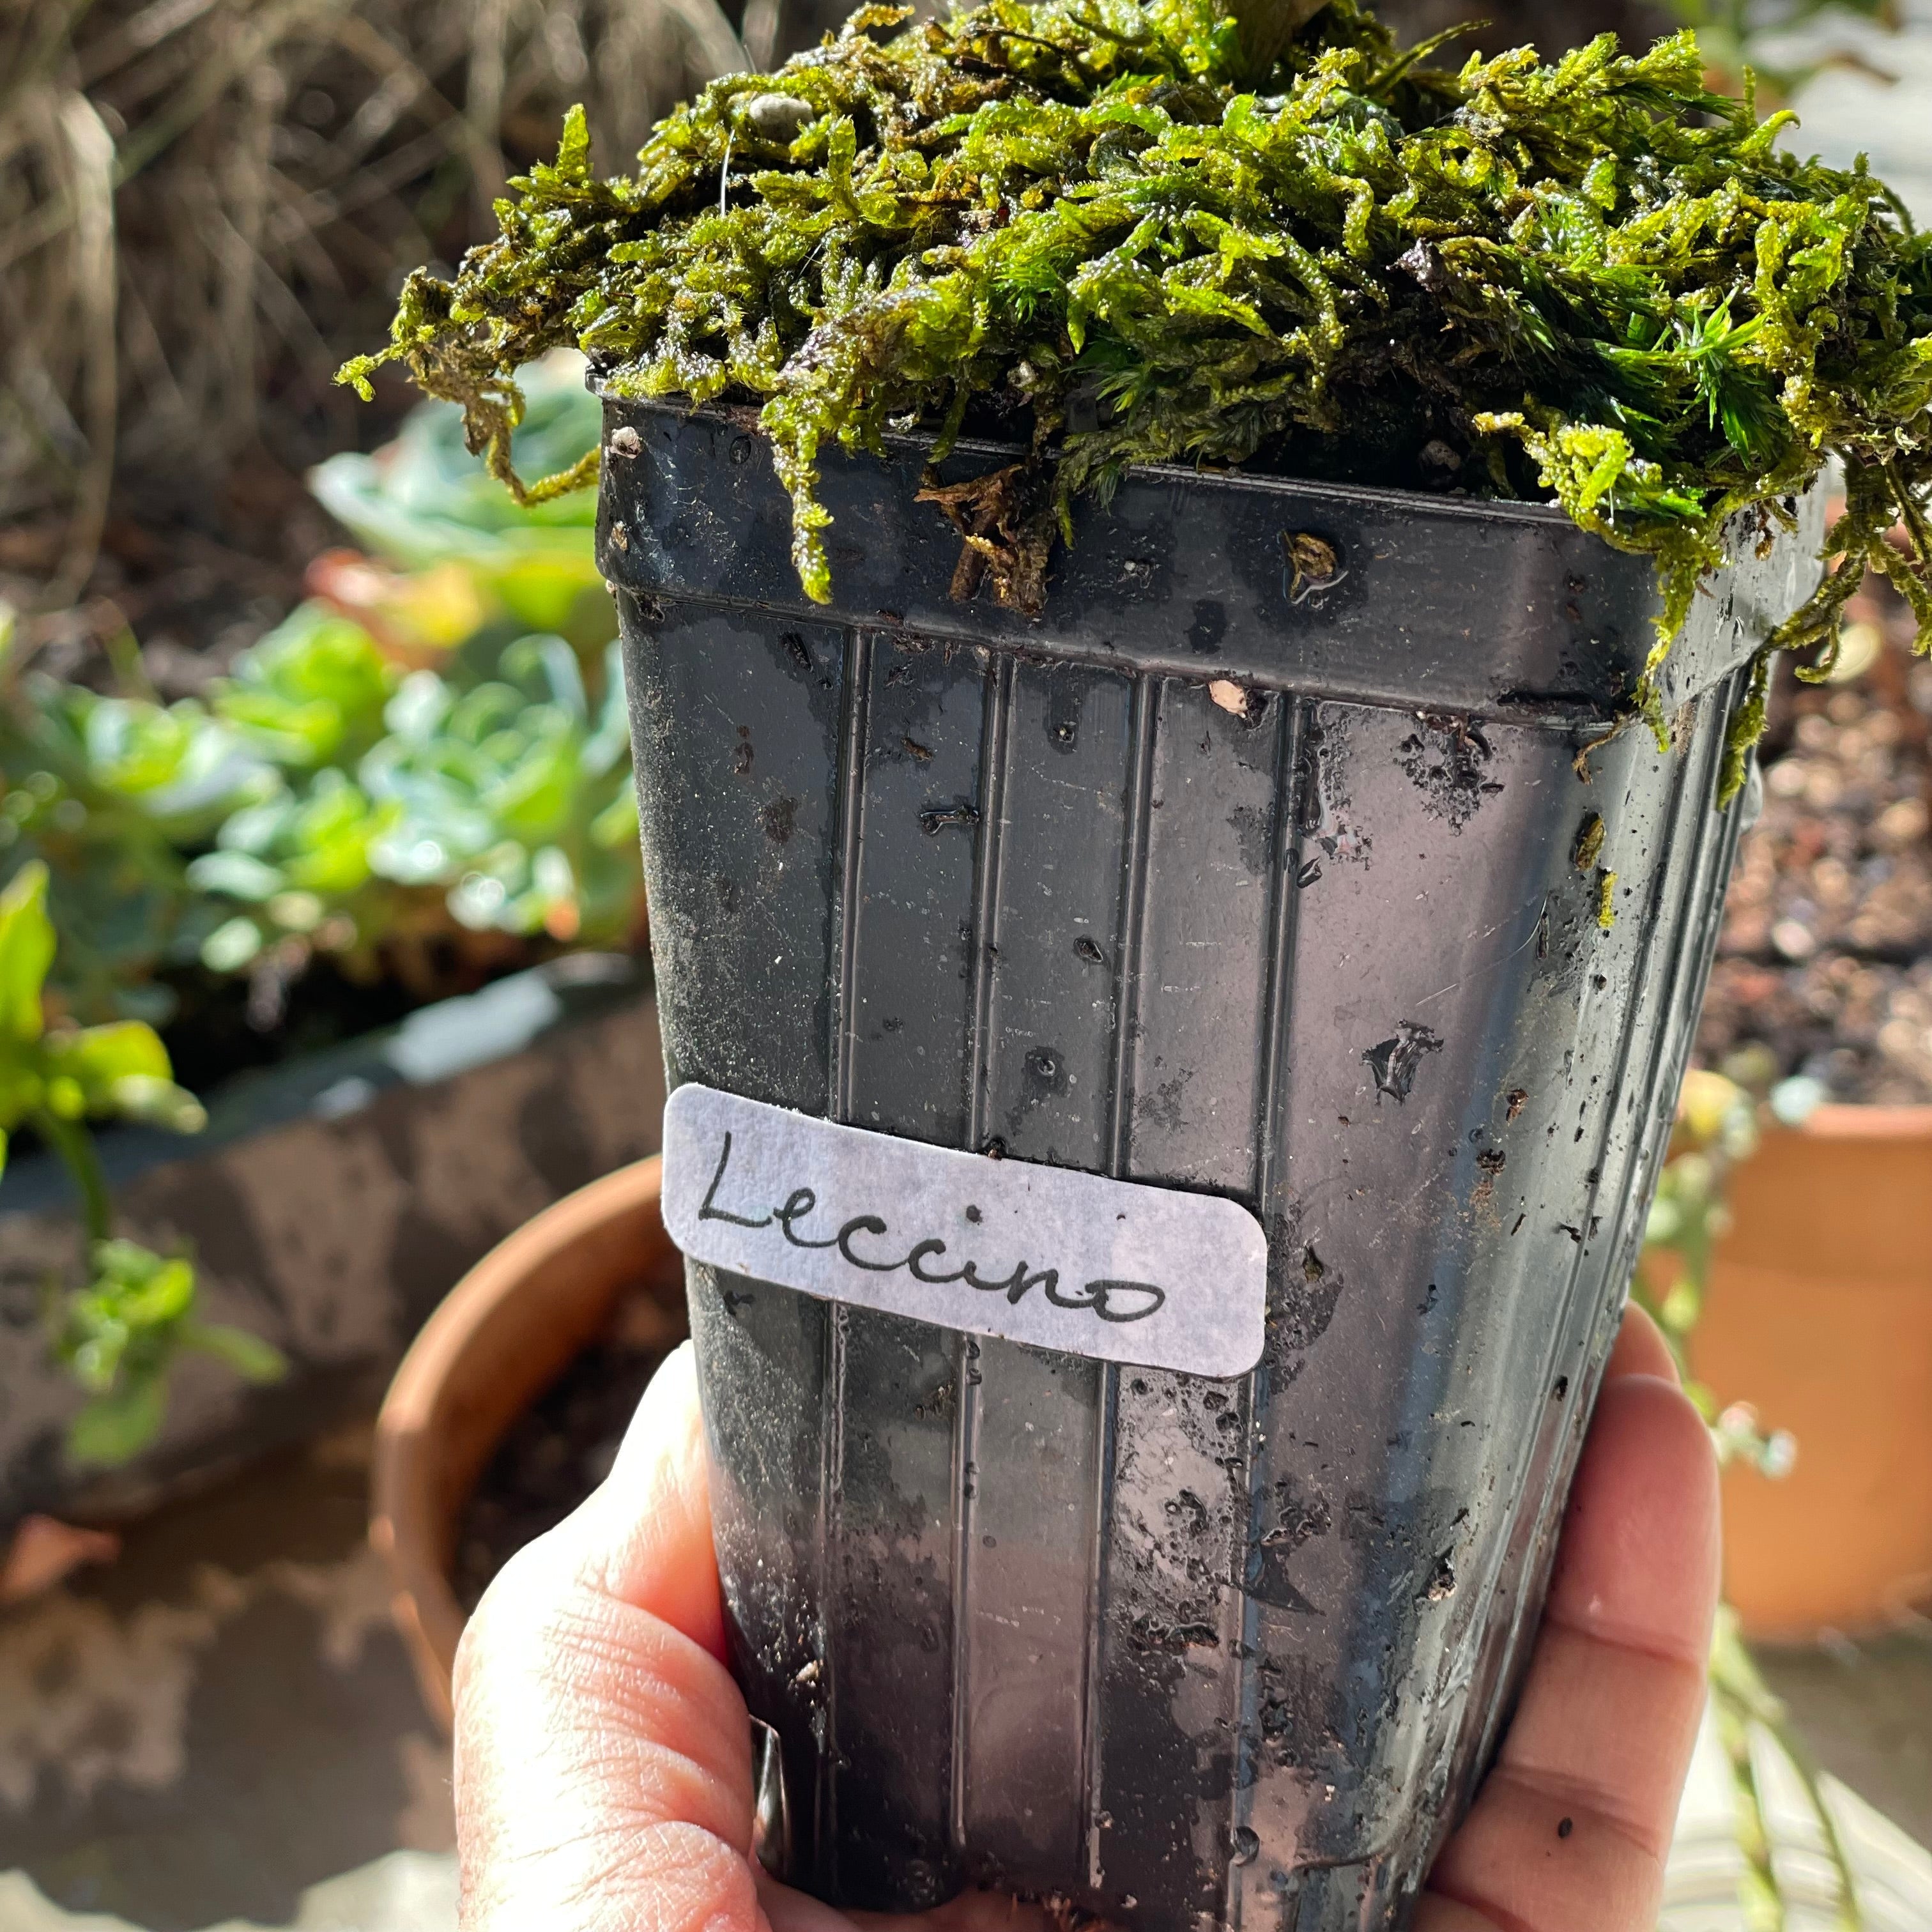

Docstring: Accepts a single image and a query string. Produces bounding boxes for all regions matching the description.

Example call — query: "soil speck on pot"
[1397,714,1500,832]
[1365,1022,1443,1103]
[1229,801,1275,875]
[1473,1147,1506,1208]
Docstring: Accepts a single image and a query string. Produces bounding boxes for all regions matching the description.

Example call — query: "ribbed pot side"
[602,399,1821,1932]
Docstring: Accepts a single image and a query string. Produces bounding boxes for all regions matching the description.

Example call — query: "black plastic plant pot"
[602,395,1820,1932]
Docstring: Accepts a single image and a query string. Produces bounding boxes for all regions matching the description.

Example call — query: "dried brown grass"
[0,0,779,606]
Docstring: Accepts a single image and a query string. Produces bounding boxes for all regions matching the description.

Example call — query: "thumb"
[454,1342,769,1932]
[579,1340,730,1658]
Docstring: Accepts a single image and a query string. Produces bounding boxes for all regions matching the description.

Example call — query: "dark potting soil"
[155,957,431,1096]
[153,930,596,1100]
[452,1283,688,1614]
[1696,582,1932,1107]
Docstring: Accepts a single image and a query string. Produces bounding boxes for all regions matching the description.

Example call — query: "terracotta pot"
[1687,1105,1932,1641]
[370,1156,681,1729]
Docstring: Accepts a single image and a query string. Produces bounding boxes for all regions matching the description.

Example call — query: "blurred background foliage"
[0,352,640,1468]
[1,356,641,1045]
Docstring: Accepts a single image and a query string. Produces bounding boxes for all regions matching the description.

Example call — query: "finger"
[1602,1300,1678,1385]
[575,1342,729,1659]
[454,1342,766,1932]
[1419,1365,1719,1932]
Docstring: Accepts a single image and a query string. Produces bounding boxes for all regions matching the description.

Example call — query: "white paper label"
[662,1084,1267,1379]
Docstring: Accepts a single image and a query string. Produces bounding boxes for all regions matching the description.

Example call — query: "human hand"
[452,1304,1717,1932]
[1414,1304,1720,1929]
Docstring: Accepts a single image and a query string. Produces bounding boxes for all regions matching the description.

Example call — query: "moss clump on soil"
[342,0,1932,779]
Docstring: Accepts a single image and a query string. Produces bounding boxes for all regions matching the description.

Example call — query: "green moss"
[341,0,1932,782]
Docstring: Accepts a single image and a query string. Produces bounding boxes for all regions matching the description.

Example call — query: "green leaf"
[0,861,55,1043]
[52,1018,171,1089]
[215,605,396,768]
[102,1074,206,1134]
[384,671,454,744]
[484,731,580,841]
[217,795,296,856]
[582,643,632,777]
[185,1322,289,1384]
[201,917,264,974]
[38,1013,203,1132]
[63,691,270,833]
[276,778,382,894]
[88,1239,198,1323]
[267,890,326,934]
[185,850,284,902]
[66,1377,169,1468]
[487,555,608,636]
[588,778,640,849]
[503,634,588,723]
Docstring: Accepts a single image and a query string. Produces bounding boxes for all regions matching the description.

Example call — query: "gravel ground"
[1697,586,1932,1107]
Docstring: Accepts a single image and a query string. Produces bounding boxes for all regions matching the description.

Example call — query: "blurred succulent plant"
[1,364,639,1026]
[185,624,640,986]
[309,351,614,645]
